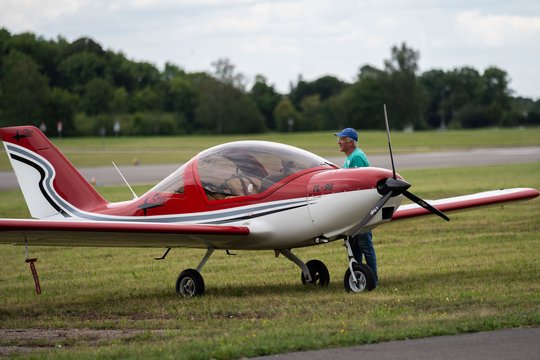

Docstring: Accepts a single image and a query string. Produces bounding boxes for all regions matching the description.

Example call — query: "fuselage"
[1,132,404,249]
[60,141,404,249]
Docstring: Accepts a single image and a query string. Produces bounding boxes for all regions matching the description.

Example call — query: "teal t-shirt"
[343,147,370,168]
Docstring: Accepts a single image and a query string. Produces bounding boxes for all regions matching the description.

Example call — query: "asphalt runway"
[1,147,539,190]
[254,327,540,360]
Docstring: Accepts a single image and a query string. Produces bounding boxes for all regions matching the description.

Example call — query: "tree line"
[0,28,539,136]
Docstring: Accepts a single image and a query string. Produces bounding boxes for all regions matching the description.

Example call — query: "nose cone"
[378,177,411,195]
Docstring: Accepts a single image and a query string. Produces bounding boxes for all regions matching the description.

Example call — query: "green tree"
[289,75,347,109]
[132,62,160,90]
[509,97,540,126]
[298,94,323,131]
[162,75,196,113]
[192,58,264,134]
[289,75,309,109]
[0,28,11,54]
[2,31,64,87]
[420,69,449,128]
[159,72,197,132]
[250,75,280,130]
[62,37,104,57]
[482,67,511,109]
[130,86,162,113]
[162,62,186,81]
[321,92,348,130]
[450,67,511,128]
[444,67,483,128]
[0,28,532,134]
[274,97,299,132]
[384,43,424,129]
[336,65,387,130]
[211,58,246,90]
[310,76,348,100]
[58,52,106,93]
[0,51,50,126]
[43,87,77,134]
[446,67,482,110]
[104,51,138,92]
[457,104,494,128]
[111,87,129,113]
[194,76,265,134]
[81,78,114,115]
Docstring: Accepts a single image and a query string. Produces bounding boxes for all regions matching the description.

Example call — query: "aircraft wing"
[0,219,250,249]
[392,188,539,220]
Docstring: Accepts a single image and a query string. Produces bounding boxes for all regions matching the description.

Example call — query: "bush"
[73,112,188,136]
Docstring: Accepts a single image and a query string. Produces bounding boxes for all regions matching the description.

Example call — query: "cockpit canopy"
[149,141,335,200]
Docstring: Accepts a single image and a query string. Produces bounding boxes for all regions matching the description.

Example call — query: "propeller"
[352,105,449,237]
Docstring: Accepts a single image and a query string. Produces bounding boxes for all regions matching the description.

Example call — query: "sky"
[2,0,540,99]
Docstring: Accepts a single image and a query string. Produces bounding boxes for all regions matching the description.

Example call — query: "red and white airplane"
[0,123,538,297]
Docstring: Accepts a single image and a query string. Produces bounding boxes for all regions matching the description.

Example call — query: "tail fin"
[0,126,107,219]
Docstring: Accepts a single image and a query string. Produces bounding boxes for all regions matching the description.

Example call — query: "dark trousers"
[350,231,378,283]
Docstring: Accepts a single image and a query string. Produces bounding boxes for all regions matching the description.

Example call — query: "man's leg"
[356,231,378,283]
[349,234,364,263]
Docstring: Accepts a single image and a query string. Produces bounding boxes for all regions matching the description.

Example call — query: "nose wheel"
[344,262,376,292]
[342,237,377,292]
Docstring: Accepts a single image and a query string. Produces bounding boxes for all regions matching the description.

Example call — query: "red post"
[25,258,41,294]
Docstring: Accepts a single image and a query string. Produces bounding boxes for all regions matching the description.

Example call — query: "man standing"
[334,127,378,285]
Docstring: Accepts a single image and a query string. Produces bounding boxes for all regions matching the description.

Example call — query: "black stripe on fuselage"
[208,203,309,224]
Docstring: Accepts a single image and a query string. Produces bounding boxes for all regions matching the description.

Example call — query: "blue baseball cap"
[334,128,358,142]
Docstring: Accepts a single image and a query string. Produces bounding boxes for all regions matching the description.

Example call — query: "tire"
[176,268,205,297]
[301,259,330,287]
[344,263,376,292]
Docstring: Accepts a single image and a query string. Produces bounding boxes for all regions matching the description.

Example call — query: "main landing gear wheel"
[301,259,330,287]
[176,269,205,297]
[344,263,376,293]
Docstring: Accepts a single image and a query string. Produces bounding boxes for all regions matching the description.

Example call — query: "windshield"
[197,141,334,200]
[148,163,186,194]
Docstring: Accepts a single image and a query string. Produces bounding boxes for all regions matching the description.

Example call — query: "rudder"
[0,126,108,219]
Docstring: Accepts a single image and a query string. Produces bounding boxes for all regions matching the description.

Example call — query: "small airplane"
[1,112,538,297]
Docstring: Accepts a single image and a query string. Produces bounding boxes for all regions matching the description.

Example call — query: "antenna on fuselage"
[112,161,138,199]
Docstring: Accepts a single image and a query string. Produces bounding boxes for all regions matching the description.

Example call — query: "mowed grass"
[1,127,539,170]
[0,162,538,359]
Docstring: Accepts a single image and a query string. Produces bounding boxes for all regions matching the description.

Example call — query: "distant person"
[334,127,378,285]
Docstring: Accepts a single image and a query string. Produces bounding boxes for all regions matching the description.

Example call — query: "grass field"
[0,130,539,359]
[1,127,539,170]
[0,166,539,358]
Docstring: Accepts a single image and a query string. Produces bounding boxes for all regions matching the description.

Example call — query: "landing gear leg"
[176,247,214,297]
[277,249,329,287]
[343,237,376,293]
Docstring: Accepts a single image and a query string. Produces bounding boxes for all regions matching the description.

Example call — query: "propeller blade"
[403,190,450,221]
[383,104,397,179]
[352,191,393,237]
[381,105,449,222]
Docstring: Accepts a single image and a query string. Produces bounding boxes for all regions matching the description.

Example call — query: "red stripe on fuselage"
[0,218,250,235]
